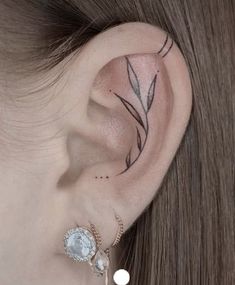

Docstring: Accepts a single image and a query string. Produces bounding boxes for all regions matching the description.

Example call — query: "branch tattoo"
[113,34,173,175]
[114,57,158,174]
[94,34,173,178]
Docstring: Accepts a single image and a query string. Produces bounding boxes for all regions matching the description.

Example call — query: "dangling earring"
[63,212,124,284]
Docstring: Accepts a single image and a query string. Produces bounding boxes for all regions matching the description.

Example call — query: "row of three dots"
[95,176,109,179]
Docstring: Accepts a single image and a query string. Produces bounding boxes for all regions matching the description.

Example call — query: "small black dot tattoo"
[94,175,110,179]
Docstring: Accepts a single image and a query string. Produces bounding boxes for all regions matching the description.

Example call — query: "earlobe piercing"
[64,227,97,262]
[63,213,124,284]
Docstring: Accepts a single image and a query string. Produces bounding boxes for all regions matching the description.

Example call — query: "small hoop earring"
[63,212,124,284]
[112,213,125,247]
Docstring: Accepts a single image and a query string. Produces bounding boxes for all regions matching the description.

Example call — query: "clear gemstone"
[64,227,96,262]
[91,249,110,276]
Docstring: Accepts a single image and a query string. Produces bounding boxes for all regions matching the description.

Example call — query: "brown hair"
[0,0,234,284]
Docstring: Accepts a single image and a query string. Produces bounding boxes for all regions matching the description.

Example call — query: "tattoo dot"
[106,176,109,179]
[100,176,103,179]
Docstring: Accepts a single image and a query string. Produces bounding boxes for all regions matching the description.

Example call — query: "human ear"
[58,22,192,249]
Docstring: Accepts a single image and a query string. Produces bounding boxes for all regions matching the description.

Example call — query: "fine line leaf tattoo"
[114,93,146,130]
[147,75,157,112]
[126,150,132,168]
[126,56,141,98]
[136,127,142,151]
[114,57,158,174]
[109,34,172,175]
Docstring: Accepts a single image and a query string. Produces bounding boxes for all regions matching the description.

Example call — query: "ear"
[59,22,192,249]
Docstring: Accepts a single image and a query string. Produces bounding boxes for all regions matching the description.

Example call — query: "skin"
[0,23,192,285]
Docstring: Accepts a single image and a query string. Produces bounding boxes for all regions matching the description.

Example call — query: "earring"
[88,222,110,276]
[63,212,124,284]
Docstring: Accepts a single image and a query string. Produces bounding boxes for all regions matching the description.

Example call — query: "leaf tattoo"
[126,56,141,98]
[114,93,145,130]
[113,57,159,174]
[125,150,131,168]
[136,128,142,151]
[147,75,157,112]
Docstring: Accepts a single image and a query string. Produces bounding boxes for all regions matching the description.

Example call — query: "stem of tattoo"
[113,57,158,174]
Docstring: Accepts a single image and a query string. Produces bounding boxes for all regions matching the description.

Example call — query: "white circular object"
[113,269,130,285]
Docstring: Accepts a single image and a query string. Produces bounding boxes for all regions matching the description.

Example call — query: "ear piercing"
[64,227,97,262]
[64,213,124,283]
